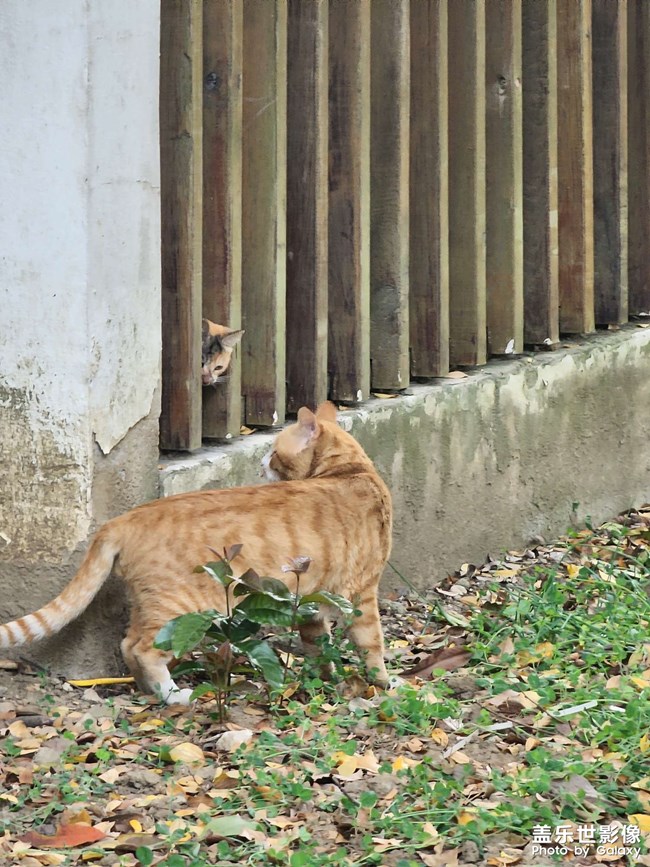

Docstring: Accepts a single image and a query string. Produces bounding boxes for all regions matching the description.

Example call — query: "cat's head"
[262,401,372,481]
[201,319,244,386]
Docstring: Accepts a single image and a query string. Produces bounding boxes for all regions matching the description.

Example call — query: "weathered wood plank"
[522,0,559,346]
[370,0,410,390]
[160,0,203,451]
[328,0,371,402]
[241,0,287,426]
[409,0,449,377]
[628,0,650,314]
[448,0,487,366]
[557,0,595,333]
[286,0,329,413]
[486,0,523,355]
[592,0,628,325]
[202,0,243,439]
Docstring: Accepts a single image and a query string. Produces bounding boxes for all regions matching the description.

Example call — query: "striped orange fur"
[0,403,392,704]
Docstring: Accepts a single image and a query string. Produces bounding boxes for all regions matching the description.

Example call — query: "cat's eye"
[215,365,224,371]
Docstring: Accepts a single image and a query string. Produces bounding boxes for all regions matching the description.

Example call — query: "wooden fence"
[160,0,650,452]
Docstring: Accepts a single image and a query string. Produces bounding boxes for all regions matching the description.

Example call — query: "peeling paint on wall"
[0,386,91,561]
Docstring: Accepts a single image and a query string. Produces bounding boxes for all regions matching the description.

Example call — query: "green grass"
[1,514,649,866]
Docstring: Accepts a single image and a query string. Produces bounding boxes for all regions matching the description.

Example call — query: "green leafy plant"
[154,545,354,718]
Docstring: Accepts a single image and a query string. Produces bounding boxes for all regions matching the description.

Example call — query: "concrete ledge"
[160,327,650,589]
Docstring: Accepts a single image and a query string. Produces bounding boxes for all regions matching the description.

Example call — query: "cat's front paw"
[165,687,195,706]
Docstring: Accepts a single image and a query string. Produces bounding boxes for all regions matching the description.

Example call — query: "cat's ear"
[294,406,320,450]
[315,401,337,424]
[220,329,245,351]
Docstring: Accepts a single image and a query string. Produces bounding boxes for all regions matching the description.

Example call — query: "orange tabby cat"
[201,319,244,385]
[0,402,392,704]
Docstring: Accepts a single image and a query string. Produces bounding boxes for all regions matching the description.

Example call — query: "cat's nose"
[201,368,213,385]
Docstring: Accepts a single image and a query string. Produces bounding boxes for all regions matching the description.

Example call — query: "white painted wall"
[0,1,161,563]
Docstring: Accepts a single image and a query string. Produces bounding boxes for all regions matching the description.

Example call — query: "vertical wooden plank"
[448,0,487,366]
[328,0,371,403]
[522,0,559,346]
[557,0,595,333]
[202,0,243,439]
[593,0,628,325]
[485,0,523,355]
[160,0,203,451]
[241,0,287,426]
[370,0,410,390]
[628,0,650,314]
[410,0,449,378]
[286,0,328,414]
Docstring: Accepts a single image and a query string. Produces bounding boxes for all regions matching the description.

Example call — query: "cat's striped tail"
[0,526,120,648]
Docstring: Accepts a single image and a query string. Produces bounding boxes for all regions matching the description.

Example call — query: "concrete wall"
[161,328,650,591]
[0,1,161,674]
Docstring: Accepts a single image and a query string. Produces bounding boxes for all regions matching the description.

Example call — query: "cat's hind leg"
[299,613,334,679]
[346,591,390,686]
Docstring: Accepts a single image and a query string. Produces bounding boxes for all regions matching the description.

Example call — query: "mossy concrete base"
[161,327,650,589]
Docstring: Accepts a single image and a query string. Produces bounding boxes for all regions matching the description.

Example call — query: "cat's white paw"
[165,688,195,706]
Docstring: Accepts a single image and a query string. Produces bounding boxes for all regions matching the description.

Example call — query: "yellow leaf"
[332,750,380,777]
[138,718,165,731]
[430,728,449,747]
[449,751,472,765]
[457,810,477,825]
[629,814,650,832]
[640,734,650,754]
[487,853,523,866]
[168,743,205,765]
[9,720,33,739]
[129,819,143,833]
[81,853,105,862]
[335,756,359,778]
[67,677,135,687]
[566,563,581,578]
[535,642,555,659]
[631,677,650,691]
[632,777,650,791]
[391,755,411,772]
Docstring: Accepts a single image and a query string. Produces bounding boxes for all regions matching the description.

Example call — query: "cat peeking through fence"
[201,319,244,386]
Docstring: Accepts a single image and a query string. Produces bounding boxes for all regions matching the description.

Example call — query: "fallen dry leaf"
[20,823,106,849]
[629,814,650,832]
[213,729,254,752]
[402,645,471,678]
[167,742,205,765]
